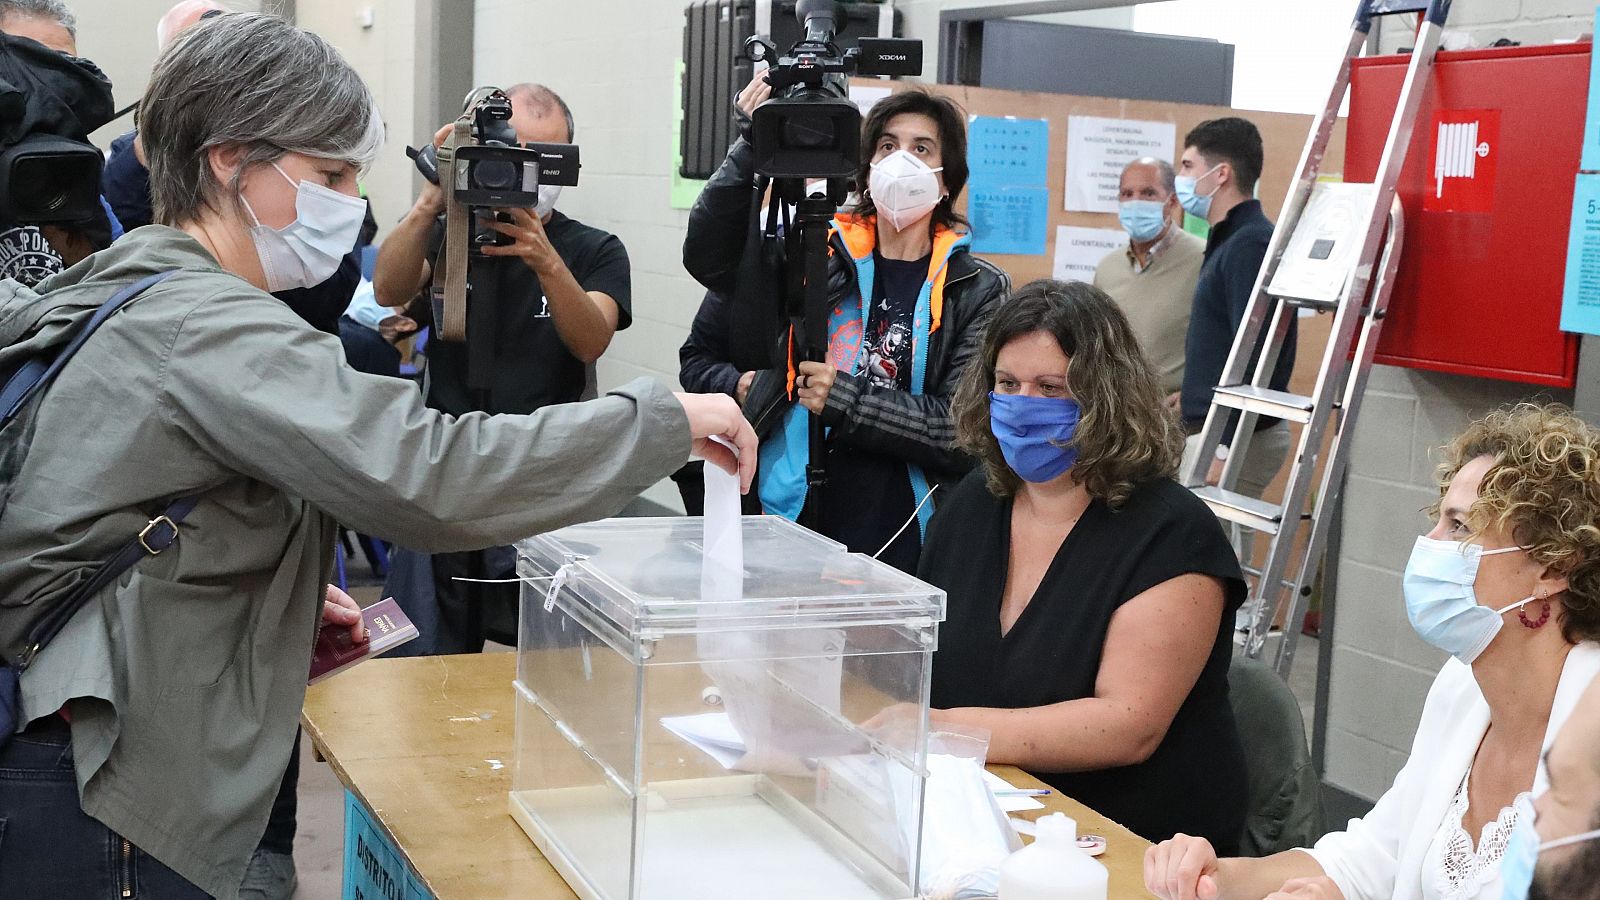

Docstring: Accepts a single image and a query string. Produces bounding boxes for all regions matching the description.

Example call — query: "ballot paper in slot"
[509,464,947,900]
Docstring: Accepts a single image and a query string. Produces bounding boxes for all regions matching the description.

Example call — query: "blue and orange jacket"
[683,132,1011,536]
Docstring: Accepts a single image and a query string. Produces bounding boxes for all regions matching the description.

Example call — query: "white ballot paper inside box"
[510,452,951,899]
[696,459,856,771]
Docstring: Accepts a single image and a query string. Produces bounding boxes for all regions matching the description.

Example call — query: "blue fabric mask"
[989,392,1081,483]
[1501,795,1600,900]
[1118,200,1167,243]
[1175,163,1223,220]
[1402,536,1535,664]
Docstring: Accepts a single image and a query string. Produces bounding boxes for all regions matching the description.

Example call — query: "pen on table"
[992,788,1053,797]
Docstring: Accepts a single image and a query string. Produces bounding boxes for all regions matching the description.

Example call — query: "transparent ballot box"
[510,516,946,900]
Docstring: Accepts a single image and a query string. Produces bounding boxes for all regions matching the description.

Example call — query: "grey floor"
[288,587,1326,898]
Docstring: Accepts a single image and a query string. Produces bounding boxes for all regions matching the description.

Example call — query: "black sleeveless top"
[920,472,1249,853]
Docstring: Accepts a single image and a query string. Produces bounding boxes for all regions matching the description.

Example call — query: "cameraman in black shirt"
[373,83,632,653]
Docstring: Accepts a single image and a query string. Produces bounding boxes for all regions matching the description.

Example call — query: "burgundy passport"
[308,597,419,685]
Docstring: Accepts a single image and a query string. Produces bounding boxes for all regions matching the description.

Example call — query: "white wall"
[291,0,425,237]
[1322,0,1596,803]
[67,0,268,149]
[473,0,708,511]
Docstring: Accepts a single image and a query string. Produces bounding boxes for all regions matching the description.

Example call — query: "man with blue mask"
[1175,117,1295,505]
[1502,673,1600,900]
[1093,157,1203,399]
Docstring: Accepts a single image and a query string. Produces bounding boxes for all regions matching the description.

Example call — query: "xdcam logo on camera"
[0,225,63,286]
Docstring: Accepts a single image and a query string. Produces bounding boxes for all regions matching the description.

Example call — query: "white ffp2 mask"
[242,163,367,293]
[868,149,944,232]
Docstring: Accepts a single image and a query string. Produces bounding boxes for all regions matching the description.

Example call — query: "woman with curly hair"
[1147,403,1600,900]
[919,278,1249,851]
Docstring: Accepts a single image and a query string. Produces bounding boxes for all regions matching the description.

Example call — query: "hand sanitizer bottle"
[997,813,1108,900]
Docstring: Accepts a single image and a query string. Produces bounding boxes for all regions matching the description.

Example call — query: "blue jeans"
[0,719,212,898]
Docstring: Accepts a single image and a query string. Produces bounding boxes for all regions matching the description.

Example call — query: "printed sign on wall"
[1065,116,1176,214]
[1425,109,1500,214]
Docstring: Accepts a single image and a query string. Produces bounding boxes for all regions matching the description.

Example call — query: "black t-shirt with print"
[423,210,632,415]
[0,224,63,287]
[810,251,930,574]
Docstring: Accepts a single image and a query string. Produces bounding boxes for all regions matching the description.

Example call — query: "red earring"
[1520,594,1552,630]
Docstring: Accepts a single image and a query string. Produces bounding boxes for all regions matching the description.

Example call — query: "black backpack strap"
[1,269,194,670]
[1,270,181,427]
[16,493,200,669]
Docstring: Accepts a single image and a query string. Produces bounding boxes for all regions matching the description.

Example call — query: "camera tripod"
[777,182,844,531]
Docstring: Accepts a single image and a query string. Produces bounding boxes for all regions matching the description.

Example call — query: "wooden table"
[302,653,1153,899]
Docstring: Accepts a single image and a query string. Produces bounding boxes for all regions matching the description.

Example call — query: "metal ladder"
[1180,0,1452,677]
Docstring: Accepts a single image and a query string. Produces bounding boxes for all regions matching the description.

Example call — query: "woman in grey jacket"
[0,14,754,898]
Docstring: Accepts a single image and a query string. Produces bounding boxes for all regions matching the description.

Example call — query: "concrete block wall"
[1327,367,1570,800]
[1377,0,1597,52]
[1324,0,1593,804]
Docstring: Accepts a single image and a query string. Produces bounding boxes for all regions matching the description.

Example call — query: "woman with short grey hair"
[0,14,755,898]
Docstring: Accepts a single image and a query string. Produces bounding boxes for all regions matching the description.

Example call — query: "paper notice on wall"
[969,116,1050,186]
[969,186,1051,255]
[1065,116,1177,213]
[1561,173,1600,336]
[850,85,893,118]
[967,116,1052,255]
[1052,226,1126,284]
[1585,6,1600,170]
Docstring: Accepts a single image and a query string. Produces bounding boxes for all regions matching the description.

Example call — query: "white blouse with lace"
[1419,768,1532,900]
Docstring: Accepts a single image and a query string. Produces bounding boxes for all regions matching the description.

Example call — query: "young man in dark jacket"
[1175,117,1292,499]
[684,81,1008,573]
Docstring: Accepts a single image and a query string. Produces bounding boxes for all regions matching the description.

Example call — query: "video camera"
[410,86,586,393]
[0,33,114,228]
[408,87,580,252]
[735,3,921,529]
[743,0,921,190]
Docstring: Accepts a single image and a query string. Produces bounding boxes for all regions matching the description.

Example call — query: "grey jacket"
[0,227,690,897]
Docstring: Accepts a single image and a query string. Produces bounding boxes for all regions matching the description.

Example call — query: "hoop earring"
[1520,595,1552,630]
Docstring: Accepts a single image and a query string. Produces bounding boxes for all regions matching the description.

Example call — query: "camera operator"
[372,82,633,655]
[684,77,1007,573]
[0,0,120,285]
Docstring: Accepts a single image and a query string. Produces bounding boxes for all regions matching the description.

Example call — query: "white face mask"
[868,149,944,232]
[533,183,562,219]
[241,163,367,293]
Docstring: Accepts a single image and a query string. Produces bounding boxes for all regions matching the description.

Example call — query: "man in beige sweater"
[1093,157,1205,399]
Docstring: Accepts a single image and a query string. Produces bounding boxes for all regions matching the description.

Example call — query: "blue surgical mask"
[989,392,1081,483]
[1501,796,1600,900]
[1402,536,1536,664]
[1118,200,1167,243]
[1175,163,1223,219]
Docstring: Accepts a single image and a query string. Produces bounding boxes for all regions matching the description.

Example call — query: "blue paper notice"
[1561,173,1600,335]
[1585,6,1600,171]
[969,116,1050,185]
[967,116,1050,255]
[969,185,1050,255]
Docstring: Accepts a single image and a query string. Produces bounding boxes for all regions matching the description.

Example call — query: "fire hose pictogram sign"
[1427,108,1500,213]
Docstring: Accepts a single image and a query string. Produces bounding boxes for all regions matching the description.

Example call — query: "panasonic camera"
[408,88,580,249]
